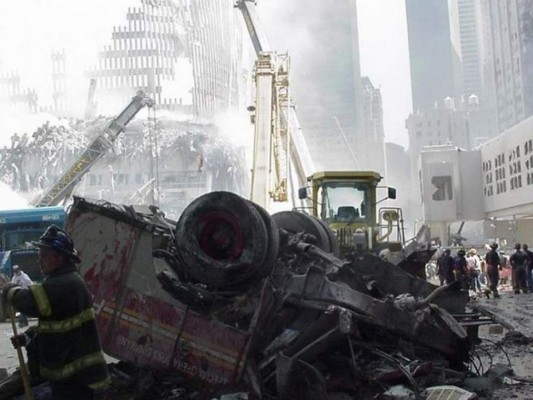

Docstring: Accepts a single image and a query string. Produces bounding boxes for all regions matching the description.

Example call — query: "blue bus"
[0,206,67,277]
[0,206,66,320]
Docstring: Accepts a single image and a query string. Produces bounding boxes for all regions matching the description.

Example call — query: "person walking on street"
[10,265,33,327]
[523,244,533,291]
[436,250,444,285]
[2,225,110,400]
[509,243,528,294]
[479,256,487,286]
[485,243,502,298]
[467,249,482,292]
[453,248,470,290]
[438,248,455,285]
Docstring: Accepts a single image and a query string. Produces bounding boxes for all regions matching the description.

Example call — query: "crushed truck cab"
[67,197,266,384]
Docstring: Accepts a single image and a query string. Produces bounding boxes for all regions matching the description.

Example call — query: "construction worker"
[523,244,533,291]
[2,225,110,399]
[485,243,501,298]
[10,265,33,327]
[509,243,528,294]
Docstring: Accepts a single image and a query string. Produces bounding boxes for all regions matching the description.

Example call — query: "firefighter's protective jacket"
[6,263,110,391]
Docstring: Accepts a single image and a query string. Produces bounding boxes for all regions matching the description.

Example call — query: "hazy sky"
[0,1,129,101]
[0,0,412,148]
[0,182,29,209]
[357,0,411,148]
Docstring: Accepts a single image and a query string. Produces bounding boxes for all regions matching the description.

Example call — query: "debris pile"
[0,118,247,210]
[57,192,483,399]
[0,120,89,192]
[2,192,531,399]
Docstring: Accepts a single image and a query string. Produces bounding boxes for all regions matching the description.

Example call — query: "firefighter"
[437,248,455,285]
[453,248,469,290]
[509,243,528,294]
[485,243,502,298]
[2,225,110,399]
[523,244,533,291]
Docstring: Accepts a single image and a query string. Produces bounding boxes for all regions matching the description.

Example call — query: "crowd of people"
[434,242,533,298]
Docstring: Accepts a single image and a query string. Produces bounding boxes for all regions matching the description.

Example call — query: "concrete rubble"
[0,121,246,215]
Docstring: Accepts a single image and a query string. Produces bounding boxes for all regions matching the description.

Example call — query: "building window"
[113,173,129,185]
[431,176,453,201]
[90,174,103,186]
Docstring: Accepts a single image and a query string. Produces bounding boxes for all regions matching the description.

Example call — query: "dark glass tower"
[405,0,458,111]
[258,0,363,170]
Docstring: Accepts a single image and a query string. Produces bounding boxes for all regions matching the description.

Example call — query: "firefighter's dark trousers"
[512,265,528,293]
[487,265,500,298]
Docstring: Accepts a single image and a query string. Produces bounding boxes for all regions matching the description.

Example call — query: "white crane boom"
[235,0,315,209]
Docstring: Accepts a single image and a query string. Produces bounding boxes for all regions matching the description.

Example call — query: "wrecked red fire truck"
[59,191,477,398]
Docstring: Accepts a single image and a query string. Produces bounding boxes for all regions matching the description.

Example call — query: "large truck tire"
[311,216,339,257]
[175,192,270,288]
[248,201,280,279]
[272,211,332,253]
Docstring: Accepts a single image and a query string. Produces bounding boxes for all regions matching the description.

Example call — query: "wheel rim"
[272,211,331,253]
[175,191,269,287]
[198,211,244,260]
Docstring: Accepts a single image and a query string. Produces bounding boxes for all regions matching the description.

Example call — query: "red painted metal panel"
[68,201,252,385]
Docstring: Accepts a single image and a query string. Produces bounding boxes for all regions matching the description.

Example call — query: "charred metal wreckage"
[3,192,502,399]
[48,191,484,399]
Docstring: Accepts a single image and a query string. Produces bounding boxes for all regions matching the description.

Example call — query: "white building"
[479,0,533,132]
[418,115,533,245]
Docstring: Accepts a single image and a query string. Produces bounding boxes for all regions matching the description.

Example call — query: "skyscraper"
[449,0,484,99]
[412,0,533,134]
[480,0,533,131]
[89,0,246,117]
[256,0,365,171]
[360,77,385,174]
[405,0,460,112]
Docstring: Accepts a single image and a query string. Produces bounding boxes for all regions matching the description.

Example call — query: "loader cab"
[320,182,372,226]
[299,171,403,256]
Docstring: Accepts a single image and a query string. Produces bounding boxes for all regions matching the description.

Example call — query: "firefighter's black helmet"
[32,225,81,263]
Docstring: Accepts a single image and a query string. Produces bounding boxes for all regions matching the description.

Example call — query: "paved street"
[473,287,533,339]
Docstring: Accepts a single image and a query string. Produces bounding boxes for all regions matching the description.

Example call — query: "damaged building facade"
[0,0,251,217]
